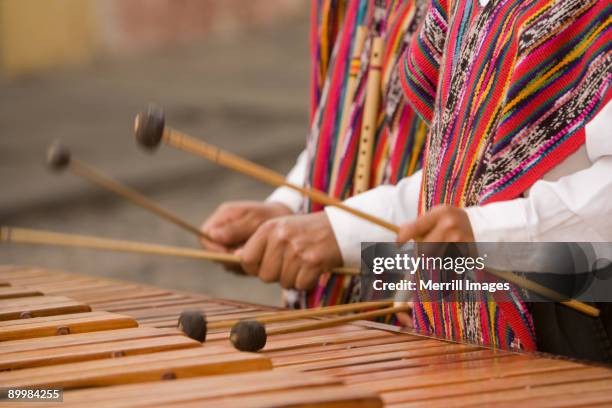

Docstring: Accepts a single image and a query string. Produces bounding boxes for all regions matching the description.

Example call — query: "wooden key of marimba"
[2,265,612,408]
[0,286,42,299]
[0,347,272,389]
[0,311,137,341]
[169,386,383,408]
[0,295,91,320]
[0,334,200,370]
[0,327,181,355]
[14,370,382,408]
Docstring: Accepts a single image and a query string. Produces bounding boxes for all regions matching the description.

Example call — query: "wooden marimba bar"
[1,265,612,407]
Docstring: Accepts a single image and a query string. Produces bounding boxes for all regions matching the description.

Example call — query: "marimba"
[1,265,612,407]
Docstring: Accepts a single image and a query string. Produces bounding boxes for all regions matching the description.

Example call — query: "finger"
[422,224,448,243]
[201,205,238,233]
[199,218,234,251]
[206,217,256,246]
[397,210,442,243]
[257,233,285,284]
[295,265,323,291]
[239,225,270,276]
[199,235,233,252]
[397,222,417,243]
[279,250,300,289]
[407,208,447,242]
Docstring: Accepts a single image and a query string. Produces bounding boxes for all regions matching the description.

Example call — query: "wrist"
[265,201,295,217]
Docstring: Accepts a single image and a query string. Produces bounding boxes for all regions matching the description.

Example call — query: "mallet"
[47,141,209,240]
[177,300,394,342]
[229,304,412,352]
[0,226,360,276]
[133,105,400,234]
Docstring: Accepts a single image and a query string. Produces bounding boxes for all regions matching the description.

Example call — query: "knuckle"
[275,224,291,243]
[218,202,233,213]
[289,238,305,253]
[441,215,458,229]
[241,252,258,269]
[260,219,275,232]
[301,252,322,267]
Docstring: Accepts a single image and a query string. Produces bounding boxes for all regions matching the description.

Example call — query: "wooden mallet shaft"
[0,226,360,276]
[47,141,208,240]
[230,304,411,352]
[179,299,394,342]
[0,226,236,263]
[134,106,399,234]
[208,300,394,330]
[486,268,600,318]
[267,304,410,336]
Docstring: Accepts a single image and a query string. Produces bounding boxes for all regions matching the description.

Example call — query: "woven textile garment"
[288,0,428,310]
[400,0,611,350]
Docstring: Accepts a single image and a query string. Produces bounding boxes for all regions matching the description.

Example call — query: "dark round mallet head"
[230,320,267,352]
[46,141,71,171]
[134,104,165,151]
[178,310,207,343]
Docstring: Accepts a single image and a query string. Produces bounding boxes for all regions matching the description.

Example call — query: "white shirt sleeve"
[324,170,423,266]
[266,150,308,213]
[325,100,611,265]
[466,100,612,242]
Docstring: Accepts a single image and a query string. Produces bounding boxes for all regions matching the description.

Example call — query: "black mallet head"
[230,320,267,352]
[46,141,71,171]
[178,310,207,343]
[134,104,165,151]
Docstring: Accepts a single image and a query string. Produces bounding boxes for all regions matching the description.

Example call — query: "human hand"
[397,205,475,243]
[238,212,343,290]
[200,200,294,253]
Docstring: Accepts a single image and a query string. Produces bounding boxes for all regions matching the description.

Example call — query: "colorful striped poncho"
[400,0,611,350]
[292,0,428,310]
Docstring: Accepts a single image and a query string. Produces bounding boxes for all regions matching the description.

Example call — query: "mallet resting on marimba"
[177,300,394,342]
[229,304,413,352]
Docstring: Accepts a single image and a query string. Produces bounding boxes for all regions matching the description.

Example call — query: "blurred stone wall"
[95,0,305,52]
[0,0,306,76]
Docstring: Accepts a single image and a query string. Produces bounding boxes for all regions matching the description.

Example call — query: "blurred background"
[0,0,312,305]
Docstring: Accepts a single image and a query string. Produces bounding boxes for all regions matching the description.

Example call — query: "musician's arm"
[325,102,611,265]
[325,156,612,267]
[467,100,612,242]
[466,157,612,242]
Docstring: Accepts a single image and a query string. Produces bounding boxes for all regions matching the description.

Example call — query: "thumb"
[207,218,254,246]
[397,222,417,244]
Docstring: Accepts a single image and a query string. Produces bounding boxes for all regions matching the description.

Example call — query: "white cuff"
[266,187,304,214]
[325,196,396,267]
